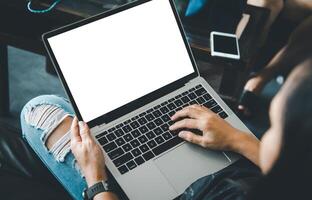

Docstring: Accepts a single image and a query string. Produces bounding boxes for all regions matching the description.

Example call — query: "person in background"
[238,0,312,117]
[238,14,312,117]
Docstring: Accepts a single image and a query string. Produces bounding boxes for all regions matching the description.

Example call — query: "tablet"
[210,31,240,60]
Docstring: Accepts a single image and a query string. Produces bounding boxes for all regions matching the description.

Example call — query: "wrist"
[229,130,255,153]
[231,131,260,166]
[85,170,108,187]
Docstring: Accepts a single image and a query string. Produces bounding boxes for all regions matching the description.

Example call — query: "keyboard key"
[160,106,169,114]
[168,98,175,103]
[219,111,228,119]
[138,117,147,125]
[139,112,146,117]
[145,114,155,121]
[124,133,134,142]
[189,100,197,105]
[175,94,182,99]
[181,96,190,103]
[124,119,131,125]
[163,132,172,140]
[154,118,164,126]
[161,124,169,132]
[146,122,156,130]
[203,94,212,101]
[167,103,176,110]
[195,85,202,89]
[143,151,155,161]
[168,111,175,117]
[153,127,163,135]
[113,153,133,167]
[147,140,157,148]
[146,131,156,139]
[118,165,129,174]
[115,138,126,146]
[98,137,108,145]
[108,127,116,132]
[135,156,145,165]
[175,107,182,112]
[161,114,171,122]
[146,108,154,113]
[174,99,183,107]
[188,92,196,100]
[181,103,188,108]
[161,101,168,106]
[131,116,139,121]
[195,88,207,96]
[154,105,161,110]
[152,137,184,156]
[155,136,165,144]
[152,110,162,118]
[211,105,222,113]
[122,143,132,152]
[126,160,137,170]
[107,133,117,141]
[103,141,117,153]
[130,121,140,129]
[131,148,142,157]
[168,120,174,126]
[108,148,124,160]
[139,125,148,134]
[95,131,108,139]
[131,129,141,138]
[138,135,148,144]
[189,87,196,92]
[115,129,124,137]
[116,123,123,129]
[139,144,149,153]
[182,91,189,96]
[203,100,217,108]
[196,97,205,104]
[130,139,140,148]
[122,125,132,133]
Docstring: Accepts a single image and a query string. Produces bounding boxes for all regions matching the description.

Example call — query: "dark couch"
[0,125,71,200]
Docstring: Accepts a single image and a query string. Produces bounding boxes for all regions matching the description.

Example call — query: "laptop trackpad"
[154,143,231,194]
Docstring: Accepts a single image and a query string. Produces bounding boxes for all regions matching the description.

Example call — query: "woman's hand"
[70,117,107,186]
[169,105,243,151]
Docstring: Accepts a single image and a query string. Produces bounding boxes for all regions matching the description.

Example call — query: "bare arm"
[260,15,312,79]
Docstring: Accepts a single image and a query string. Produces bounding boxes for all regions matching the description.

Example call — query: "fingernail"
[178,132,185,137]
[78,121,84,128]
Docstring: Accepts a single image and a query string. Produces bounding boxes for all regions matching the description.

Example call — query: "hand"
[169,105,242,151]
[70,117,107,186]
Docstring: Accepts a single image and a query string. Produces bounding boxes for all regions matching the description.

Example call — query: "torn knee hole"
[24,104,73,162]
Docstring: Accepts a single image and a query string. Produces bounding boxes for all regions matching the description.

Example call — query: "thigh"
[20,95,87,200]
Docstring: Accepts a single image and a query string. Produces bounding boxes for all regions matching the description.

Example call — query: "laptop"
[42,0,254,199]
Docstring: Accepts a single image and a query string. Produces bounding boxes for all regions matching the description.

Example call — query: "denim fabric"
[21,95,87,200]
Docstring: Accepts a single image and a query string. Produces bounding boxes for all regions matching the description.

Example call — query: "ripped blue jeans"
[20,95,86,200]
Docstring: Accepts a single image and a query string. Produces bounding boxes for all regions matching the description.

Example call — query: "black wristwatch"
[82,180,114,200]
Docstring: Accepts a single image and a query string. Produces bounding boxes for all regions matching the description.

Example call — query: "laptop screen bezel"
[42,0,199,128]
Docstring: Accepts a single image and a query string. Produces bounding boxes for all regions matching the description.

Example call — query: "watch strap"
[84,180,113,200]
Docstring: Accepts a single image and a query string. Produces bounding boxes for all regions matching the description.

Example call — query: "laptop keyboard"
[95,84,228,175]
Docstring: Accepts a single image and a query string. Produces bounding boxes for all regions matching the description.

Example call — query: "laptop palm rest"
[154,142,231,194]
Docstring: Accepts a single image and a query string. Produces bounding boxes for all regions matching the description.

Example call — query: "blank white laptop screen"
[48,0,195,122]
